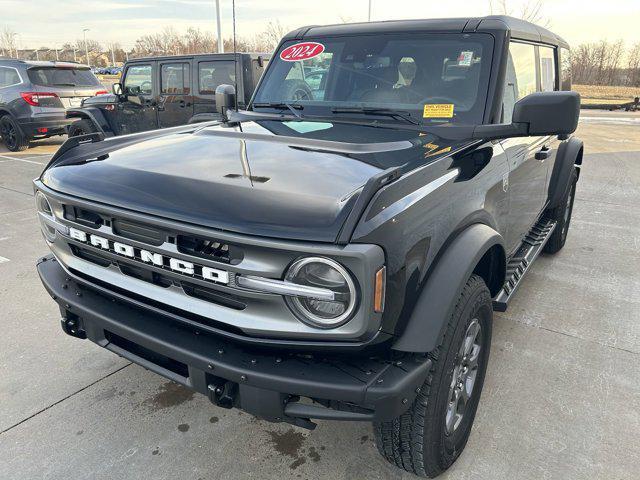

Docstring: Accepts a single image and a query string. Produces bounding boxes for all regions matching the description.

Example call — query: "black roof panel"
[284,15,569,48]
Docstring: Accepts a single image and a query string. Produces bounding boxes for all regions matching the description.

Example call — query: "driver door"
[119,62,158,134]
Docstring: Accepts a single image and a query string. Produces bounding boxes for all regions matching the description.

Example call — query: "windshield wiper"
[252,102,304,119]
[53,83,77,87]
[331,107,420,125]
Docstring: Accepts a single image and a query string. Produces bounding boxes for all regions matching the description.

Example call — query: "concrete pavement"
[0,114,638,479]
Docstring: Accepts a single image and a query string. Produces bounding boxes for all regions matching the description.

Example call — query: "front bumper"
[37,255,431,427]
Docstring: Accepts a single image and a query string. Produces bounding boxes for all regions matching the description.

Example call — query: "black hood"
[42,120,466,242]
[81,93,118,106]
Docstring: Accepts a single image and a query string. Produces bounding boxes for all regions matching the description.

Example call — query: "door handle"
[535,147,552,161]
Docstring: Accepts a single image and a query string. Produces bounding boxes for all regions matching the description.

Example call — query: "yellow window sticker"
[423,104,454,118]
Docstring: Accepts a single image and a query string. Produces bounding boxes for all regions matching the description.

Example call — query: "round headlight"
[35,191,56,242]
[285,257,357,328]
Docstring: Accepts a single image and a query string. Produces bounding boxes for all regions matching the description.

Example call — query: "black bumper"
[18,115,73,138]
[37,255,431,427]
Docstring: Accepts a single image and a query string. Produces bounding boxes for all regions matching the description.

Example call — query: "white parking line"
[0,256,10,264]
[0,154,46,165]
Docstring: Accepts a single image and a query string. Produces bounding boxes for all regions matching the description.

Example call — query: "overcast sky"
[3,0,640,50]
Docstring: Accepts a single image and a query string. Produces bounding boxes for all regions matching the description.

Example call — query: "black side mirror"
[112,82,123,96]
[471,91,581,141]
[512,91,580,136]
[215,84,236,122]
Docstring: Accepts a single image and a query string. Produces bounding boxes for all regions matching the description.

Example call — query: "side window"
[502,42,536,123]
[198,61,235,95]
[539,46,557,92]
[161,63,190,95]
[560,47,572,91]
[123,64,152,95]
[0,67,21,88]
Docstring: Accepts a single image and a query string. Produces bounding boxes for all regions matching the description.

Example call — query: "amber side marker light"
[374,266,386,313]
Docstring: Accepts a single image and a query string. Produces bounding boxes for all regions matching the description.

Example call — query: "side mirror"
[112,82,123,96]
[472,91,580,141]
[215,84,236,122]
[512,91,580,136]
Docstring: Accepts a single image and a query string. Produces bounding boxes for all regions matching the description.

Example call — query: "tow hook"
[207,380,237,409]
[61,312,86,339]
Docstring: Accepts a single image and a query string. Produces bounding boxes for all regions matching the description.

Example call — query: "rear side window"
[161,63,190,95]
[539,46,557,92]
[502,42,537,123]
[124,64,152,95]
[27,67,100,87]
[198,61,235,95]
[0,67,21,88]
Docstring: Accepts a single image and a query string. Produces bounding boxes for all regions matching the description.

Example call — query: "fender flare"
[547,137,583,208]
[392,223,505,353]
[66,107,113,136]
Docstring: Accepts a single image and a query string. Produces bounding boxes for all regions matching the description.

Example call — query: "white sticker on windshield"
[458,51,473,66]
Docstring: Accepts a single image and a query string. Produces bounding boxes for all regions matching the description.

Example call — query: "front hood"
[42,120,465,242]
[81,94,117,106]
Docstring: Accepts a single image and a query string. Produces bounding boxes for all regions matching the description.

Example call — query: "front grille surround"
[36,181,385,342]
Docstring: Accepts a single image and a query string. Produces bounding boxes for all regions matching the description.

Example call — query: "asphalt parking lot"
[1,111,639,480]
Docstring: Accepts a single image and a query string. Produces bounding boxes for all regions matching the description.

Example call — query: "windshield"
[27,67,101,87]
[253,33,493,125]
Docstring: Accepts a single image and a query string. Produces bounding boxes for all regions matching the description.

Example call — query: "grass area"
[575,84,639,104]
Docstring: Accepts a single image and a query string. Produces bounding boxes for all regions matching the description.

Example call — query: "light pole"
[215,0,223,53]
[83,28,90,66]
[368,0,373,21]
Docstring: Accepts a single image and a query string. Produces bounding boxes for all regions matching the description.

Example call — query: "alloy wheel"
[445,319,483,435]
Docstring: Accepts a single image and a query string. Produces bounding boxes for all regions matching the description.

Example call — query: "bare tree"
[0,26,18,57]
[627,42,640,87]
[488,0,550,27]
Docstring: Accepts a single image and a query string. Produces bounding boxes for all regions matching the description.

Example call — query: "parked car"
[0,59,106,151]
[66,53,269,137]
[35,16,581,478]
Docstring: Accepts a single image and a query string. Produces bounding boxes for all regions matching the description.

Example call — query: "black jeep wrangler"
[66,53,269,137]
[35,16,582,477]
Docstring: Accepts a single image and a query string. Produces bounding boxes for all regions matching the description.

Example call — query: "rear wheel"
[68,119,97,137]
[0,115,29,152]
[374,274,493,477]
[543,167,578,254]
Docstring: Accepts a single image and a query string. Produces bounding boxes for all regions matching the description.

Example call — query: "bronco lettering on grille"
[67,227,229,285]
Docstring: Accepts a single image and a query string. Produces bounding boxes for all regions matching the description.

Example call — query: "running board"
[493,218,557,312]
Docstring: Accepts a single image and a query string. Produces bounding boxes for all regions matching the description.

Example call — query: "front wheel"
[68,119,97,137]
[374,274,493,478]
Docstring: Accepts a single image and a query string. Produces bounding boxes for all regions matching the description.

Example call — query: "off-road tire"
[68,119,97,137]
[374,274,493,478]
[0,115,29,152]
[543,167,578,254]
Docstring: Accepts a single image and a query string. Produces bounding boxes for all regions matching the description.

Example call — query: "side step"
[493,218,557,312]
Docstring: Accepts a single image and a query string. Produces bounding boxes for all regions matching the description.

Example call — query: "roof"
[0,59,90,68]
[285,15,569,48]
[128,52,271,63]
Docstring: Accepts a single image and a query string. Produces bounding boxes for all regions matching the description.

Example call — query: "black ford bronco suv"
[66,53,269,137]
[35,16,582,477]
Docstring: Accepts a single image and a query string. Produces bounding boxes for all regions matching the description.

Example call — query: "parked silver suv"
[0,59,106,151]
